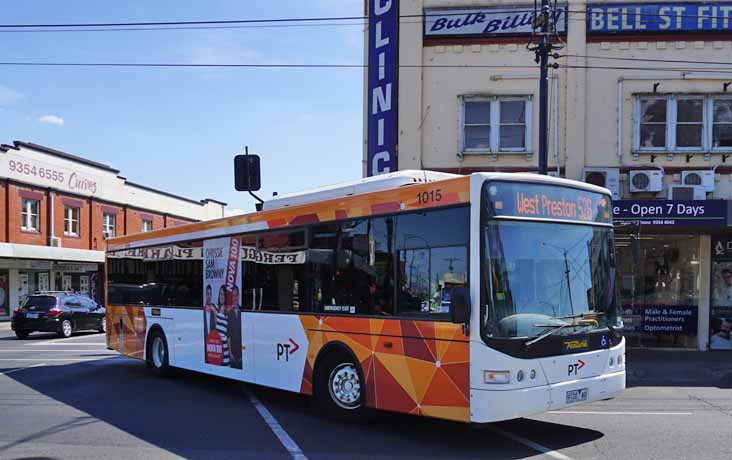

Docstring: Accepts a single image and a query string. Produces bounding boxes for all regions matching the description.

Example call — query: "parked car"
[11,293,106,339]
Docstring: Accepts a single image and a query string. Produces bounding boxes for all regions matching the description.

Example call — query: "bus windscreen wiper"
[525,323,573,348]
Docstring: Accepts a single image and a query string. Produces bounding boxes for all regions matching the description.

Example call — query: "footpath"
[627,349,732,388]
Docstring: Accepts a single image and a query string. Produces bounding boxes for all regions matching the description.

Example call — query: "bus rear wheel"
[147,330,172,378]
[316,351,364,420]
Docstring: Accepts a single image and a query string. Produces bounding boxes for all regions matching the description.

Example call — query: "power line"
[0,7,728,30]
[562,54,732,67]
[0,61,731,74]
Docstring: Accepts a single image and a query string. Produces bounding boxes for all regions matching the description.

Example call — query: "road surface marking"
[0,358,115,362]
[0,363,46,376]
[246,390,308,460]
[31,335,105,345]
[487,425,576,460]
[547,411,693,416]
[0,349,115,352]
[30,342,106,346]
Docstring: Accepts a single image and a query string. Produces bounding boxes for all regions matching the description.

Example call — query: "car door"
[64,296,86,330]
[82,297,103,329]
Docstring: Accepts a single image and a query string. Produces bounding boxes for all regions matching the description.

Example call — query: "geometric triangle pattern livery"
[299,316,470,422]
[106,306,147,359]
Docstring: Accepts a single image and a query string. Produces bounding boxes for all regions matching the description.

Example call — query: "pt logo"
[276,338,300,362]
[568,359,586,376]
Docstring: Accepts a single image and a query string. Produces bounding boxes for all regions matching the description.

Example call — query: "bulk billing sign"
[588,2,732,33]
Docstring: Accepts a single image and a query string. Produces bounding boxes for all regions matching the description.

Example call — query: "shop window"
[713,98,732,149]
[460,96,532,154]
[64,206,80,236]
[615,234,700,349]
[21,198,39,232]
[142,219,153,233]
[634,94,732,153]
[103,213,116,238]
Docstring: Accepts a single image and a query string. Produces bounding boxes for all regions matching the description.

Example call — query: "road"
[0,321,730,460]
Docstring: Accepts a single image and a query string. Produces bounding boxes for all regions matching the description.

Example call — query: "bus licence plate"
[566,388,588,404]
[26,313,38,319]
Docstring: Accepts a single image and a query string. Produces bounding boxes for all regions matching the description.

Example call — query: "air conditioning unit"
[668,185,706,200]
[629,170,664,193]
[583,167,620,200]
[49,237,62,248]
[682,170,715,192]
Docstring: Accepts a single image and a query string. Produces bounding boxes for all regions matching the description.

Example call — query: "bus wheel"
[147,330,172,378]
[316,351,364,420]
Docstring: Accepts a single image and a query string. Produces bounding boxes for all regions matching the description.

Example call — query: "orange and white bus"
[105,170,625,423]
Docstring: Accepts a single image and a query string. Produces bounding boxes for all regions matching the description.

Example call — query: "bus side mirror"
[234,154,261,192]
[451,287,470,325]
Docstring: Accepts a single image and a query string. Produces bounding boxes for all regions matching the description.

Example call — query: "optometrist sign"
[588,2,732,34]
[424,4,567,37]
[366,0,398,176]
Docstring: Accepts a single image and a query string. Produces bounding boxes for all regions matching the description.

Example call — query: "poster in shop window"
[0,270,8,317]
[710,237,732,350]
[203,237,243,368]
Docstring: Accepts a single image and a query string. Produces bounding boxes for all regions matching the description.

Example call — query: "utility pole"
[531,0,560,175]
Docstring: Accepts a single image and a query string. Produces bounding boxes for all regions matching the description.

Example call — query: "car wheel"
[147,330,172,377]
[98,316,106,333]
[15,330,29,340]
[58,320,73,338]
[316,351,364,421]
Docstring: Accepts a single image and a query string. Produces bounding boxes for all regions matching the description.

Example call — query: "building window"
[103,213,116,238]
[460,96,532,153]
[713,97,732,149]
[64,206,80,236]
[634,95,732,152]
[21,198,40,232]
[142,219,153,233]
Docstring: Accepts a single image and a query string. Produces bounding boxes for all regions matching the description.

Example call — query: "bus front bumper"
[470,369,626,423]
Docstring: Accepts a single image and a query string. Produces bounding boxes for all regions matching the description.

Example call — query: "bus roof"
[106,171,610,252]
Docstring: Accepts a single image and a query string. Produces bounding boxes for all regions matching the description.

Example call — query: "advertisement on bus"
[203,236,243,369]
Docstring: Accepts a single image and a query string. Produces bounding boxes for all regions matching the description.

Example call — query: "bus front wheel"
[316,351,364,420]
[147,330,172,378]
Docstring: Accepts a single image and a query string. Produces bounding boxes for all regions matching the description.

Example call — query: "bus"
[104,171,625,423]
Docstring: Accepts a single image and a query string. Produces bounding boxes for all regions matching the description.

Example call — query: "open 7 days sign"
[613,200,727,227]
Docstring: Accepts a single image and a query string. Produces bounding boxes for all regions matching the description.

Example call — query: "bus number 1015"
[417,189,442,205]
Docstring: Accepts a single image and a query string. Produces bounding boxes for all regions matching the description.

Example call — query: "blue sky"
[0,0,364,214]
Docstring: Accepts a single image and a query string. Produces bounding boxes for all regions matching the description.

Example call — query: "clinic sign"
[366,0,398,176]
[424,5,567,37]
[588,2,732,34]
[613,200,727,227]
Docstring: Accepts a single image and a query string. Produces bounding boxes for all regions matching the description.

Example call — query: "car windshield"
[483,220,620,339]
[21,295,58,310]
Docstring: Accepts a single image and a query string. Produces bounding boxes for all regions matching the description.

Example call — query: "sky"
[0,0,364,215]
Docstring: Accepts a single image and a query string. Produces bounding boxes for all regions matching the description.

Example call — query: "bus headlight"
[484,370,510,384]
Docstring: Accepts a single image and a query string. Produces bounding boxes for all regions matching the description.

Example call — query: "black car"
[11,293,106,339]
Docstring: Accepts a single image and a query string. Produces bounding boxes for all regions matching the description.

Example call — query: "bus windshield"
[482,182,620,341]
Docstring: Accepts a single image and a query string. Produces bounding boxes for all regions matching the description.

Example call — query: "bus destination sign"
[485,182,612,224]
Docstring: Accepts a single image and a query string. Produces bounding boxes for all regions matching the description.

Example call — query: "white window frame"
[102,213,116,238]
[633,94,732,154]
[459,95,532,155]
[711,95,732,152]
[64,206,80,236]
[21,198,40,232]
[142,219,153,233]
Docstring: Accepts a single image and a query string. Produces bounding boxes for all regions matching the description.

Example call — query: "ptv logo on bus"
[276,338,300,362]
[568,359,586,376]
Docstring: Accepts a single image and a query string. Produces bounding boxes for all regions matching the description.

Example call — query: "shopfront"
[709,237,732,350]
[613,199,727,350]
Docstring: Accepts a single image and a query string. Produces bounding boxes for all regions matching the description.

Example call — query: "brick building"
[0,141,226,318]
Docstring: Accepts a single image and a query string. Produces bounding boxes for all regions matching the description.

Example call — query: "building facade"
[363,0,732,350]
[0,141,226,318]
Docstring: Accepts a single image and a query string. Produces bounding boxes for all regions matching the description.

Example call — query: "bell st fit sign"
[366,0,398,176]
[424,4,567,37]
[588,2,732,34]
[613,200,727,227]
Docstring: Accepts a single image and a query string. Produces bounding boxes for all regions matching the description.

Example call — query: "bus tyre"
[316,351,364,421]
[147,330,172,378]
[58,320,73,338]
